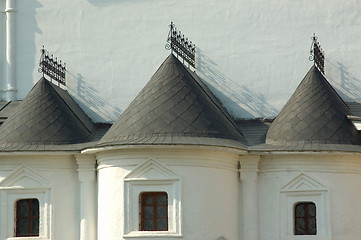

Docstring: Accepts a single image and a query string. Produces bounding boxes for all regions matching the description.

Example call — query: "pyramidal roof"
[0,78,94,146]
[266,66,361,146]
[99,54,247,149]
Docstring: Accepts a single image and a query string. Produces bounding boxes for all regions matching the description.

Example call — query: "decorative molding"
[0,165,52,239]
[280,172,331,240]
[125,158,179,181]
[281,172,327,193]
[124,159,182,238]
[0,164,51,189]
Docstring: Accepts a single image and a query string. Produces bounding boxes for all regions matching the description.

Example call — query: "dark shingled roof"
[99,54,247,149]
[266,66,361,147]
[0,78,94,147]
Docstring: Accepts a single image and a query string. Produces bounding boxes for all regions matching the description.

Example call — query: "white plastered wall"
[0,154,80,240]
[96,147,240,240]
[258,153,361,240]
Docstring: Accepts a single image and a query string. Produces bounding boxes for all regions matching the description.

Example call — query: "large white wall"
[2,0,361,121]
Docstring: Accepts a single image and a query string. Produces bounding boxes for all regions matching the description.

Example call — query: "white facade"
[1,0,361,240]
[0,154,80,240]
[2,149,361,239]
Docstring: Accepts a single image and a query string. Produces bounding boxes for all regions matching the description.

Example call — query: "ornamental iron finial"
[38,46,66,86]
[165,22,196,68]
[309,33,325,74]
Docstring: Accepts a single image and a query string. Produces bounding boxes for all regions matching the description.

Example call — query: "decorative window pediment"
[280,172,330,240]
[0,165,52,239]
[125,159,179,181]
[0,164,51,189]
[281,173,327,193]
[124,159,182,238]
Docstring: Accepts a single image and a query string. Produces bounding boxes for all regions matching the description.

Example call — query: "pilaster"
[239,155,260,240]
[76,154,97,240]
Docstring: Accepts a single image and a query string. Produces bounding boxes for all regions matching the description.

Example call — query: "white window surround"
[280,173,331,240]
[0,165,52,240]
[123,159,182,239]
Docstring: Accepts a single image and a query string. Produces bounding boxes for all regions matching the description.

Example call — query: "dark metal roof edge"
[181,57,247,143]
[46,79,95,135]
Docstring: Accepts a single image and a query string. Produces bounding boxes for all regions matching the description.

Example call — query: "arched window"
[294,202,316,235]
[15,198,39,237]
[139,192,168,231]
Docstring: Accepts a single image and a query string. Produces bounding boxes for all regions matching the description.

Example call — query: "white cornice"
[82,144,247,155]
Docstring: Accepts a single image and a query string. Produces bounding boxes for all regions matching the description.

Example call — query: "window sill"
[282,236,330,240]
[7,237,49,240]
[124,231,182,238]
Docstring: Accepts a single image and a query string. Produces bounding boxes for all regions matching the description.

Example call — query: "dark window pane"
[32,217,39,234]
[144,196,152,205]
[295,204,304,217]
[308,218,317,234]
[308,203,316,217]
[18,200,29,217]
[140,192,168,231]
[15,198,39,237]
[157,219,167,230]
[32,200,39,215]
[17,218,29,236]
[295,218,305,235]
[294,202,317,236]
[157,195,167,205]
[157,206,167,218]
[144,206,154,218]
[144,219,154,230]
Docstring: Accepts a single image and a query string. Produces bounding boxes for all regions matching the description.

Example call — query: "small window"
[139,192,168,231]
[294,202,316,235]
[15,198,39,237]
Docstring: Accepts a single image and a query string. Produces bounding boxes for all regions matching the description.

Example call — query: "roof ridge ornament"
[309,33,325,74]
[165,22,196,69]
[38,46,66,86]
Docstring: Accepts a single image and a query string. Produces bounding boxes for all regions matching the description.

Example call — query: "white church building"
[1,0,361,240]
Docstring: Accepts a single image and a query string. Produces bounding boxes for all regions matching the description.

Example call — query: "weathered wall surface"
[1,0,361,121]
[0,155,80,240]
[97,148,239,240]
[258,154,361,240]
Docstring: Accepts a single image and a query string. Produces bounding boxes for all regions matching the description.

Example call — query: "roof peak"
[0,77,94,146]
[99,54,247,149]
[266,65,361,146]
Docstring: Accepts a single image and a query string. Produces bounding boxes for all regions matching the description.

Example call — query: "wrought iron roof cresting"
[165,22,196,69]
[309,33,325,74]
[39,46,66,86]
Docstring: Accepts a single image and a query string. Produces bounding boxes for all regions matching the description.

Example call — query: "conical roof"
[99,54,247,149]
[266,66,361,146]
[0,78,94,146]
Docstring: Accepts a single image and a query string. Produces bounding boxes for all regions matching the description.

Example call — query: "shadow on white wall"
[196,48,278,119]
[326,59,361,102]
[67,72,122,123]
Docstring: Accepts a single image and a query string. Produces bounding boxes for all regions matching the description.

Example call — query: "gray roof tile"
[0,78,94,146]
[99,54,247,149]
[266,66,361,146]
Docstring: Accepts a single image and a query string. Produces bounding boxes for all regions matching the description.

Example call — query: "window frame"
[280,173,331,240]
[0,165,52,240]
[15,198,40,237]
[123,159,182,238]
[294,202,317,235]
[139,192,168,231]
